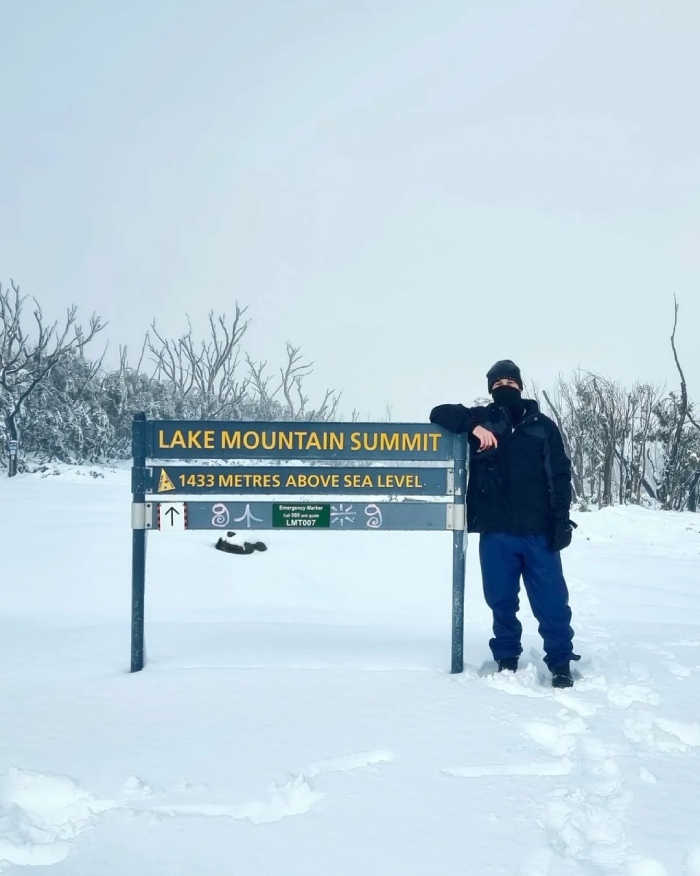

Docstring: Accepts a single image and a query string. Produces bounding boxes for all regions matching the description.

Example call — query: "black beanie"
[487,359,523,393]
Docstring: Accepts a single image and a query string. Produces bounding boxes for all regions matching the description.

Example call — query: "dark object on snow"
[551,663,574,688]
[215,535,267,555]
[497,657,519,673]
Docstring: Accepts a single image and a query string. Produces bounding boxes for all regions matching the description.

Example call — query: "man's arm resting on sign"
[429,404,497,449]
[430,403,480,434]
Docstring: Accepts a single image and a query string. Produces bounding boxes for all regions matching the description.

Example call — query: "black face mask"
[492,386,522,408]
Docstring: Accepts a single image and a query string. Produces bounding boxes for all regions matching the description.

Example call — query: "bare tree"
[246,342,341,422]
[0,281,105,476]
[654,297,700,509]
[148,307,251,419]
[661,297,689,507]
[148,312,342,424]
[542,384,583,501]
[625,382,662,505]
[278,342,341,421]
[541,372,665,509]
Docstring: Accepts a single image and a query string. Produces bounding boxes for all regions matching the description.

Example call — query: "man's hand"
[472,425,498,450]
[550,518,578,552]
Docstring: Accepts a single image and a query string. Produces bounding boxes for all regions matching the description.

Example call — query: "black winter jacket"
[429,400,572,536]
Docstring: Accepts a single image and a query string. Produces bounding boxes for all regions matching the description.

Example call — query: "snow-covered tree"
[0,282,105,475]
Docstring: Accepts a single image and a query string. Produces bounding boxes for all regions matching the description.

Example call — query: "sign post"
[451,431,468,673]
[130,418,468,673]
[7,438,18,478]
[130,413,147,673]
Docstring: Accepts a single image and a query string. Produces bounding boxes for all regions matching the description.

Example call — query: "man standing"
[430,360,579,688]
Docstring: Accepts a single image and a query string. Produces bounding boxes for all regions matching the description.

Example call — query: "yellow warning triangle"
[158,468,176,493]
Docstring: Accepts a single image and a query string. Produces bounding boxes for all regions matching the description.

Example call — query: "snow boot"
[551,663,574,688]
[497,657,519,673]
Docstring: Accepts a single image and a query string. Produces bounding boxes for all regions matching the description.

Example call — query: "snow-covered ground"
[1,468,700,875]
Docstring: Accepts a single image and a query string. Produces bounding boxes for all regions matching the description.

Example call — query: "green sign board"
[272,503,331,529]
[130,415,468,677]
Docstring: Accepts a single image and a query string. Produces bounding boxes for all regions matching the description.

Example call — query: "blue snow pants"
[479,533,576,670]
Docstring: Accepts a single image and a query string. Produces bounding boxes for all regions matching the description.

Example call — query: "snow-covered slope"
[1,470,700,875]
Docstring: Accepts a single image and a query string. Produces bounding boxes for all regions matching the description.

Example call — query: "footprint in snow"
[482,663,548,698]
[665,662,692,678]
[442,761,573,779]
[123,776,154,797]
[522,719,587,759]
[624,715,700,754]
[606,683,660,709]
[654,718,700,747]
[0,767,119,867]
[544,793,629,873]
[553,691,601,717]
[0,752,395,867]
[442,718,591,787]
[304,750,395,778]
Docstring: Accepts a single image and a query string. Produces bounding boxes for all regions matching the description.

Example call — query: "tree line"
[2,280,698,510]
[0,280,341,476]
[529,299,699,512]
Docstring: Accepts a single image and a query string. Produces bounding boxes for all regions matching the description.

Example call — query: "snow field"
[1,468,699,874]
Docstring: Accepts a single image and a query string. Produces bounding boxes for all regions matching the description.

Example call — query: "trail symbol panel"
[150,501,459,531]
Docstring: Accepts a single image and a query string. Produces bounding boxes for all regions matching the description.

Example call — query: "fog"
[2,0,699,420]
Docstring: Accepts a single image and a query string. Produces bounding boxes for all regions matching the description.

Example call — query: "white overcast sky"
[2,0,699,420]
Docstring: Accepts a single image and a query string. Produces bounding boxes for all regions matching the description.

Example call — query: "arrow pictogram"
[165,506,180,525]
